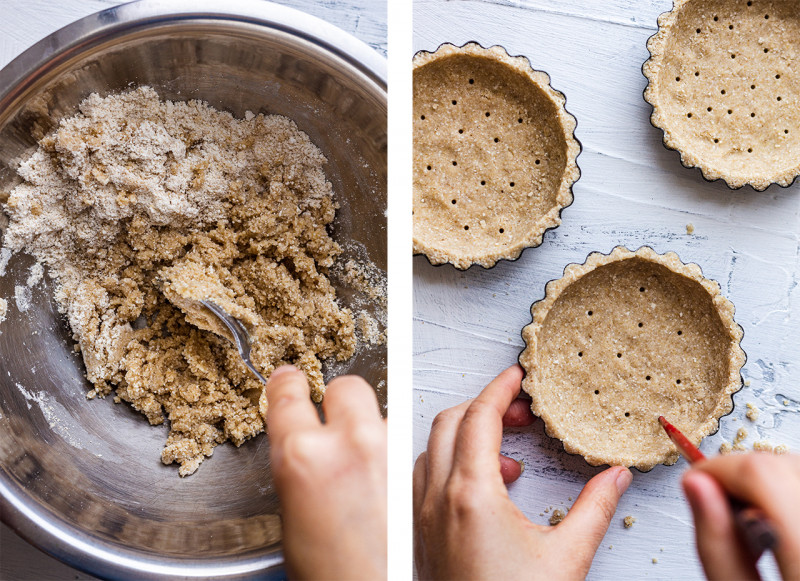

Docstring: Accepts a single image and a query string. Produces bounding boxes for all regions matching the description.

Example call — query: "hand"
[682,453,800,581]
[413,365,633,580]
[265,365,387,580]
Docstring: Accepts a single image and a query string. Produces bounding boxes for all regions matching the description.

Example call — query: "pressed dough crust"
[520,247,745,471]
[643,0,800,190]
[413,43,580,269]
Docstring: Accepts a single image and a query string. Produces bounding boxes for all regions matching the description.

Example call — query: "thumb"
[557,466,632,547]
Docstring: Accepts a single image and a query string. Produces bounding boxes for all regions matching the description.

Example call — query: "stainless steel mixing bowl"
[0,1,386,578]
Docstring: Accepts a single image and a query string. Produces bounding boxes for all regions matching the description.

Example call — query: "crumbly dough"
[520,247,745,471]
[735,426,748,444]
[753,440,773,452]
[1,87,357,476]
[624,515,637,528]
[746,402,760,421]
[549,509,566,526]
[412,43,580,269]
[643,0,800,189]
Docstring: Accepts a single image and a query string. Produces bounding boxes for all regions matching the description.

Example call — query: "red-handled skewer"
[658,416,706,463]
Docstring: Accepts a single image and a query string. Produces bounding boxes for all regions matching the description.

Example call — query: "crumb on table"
[746,402,759,421]
[549,509,566,526]
[753,441,773,452]
[623,515,636,528]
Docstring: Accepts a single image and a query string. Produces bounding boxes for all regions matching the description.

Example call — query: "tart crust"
[643,0,800,190]
[520,247,745,471]
[413,43,580,269]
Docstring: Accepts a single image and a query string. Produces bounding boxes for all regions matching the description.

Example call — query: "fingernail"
[615,467,633,495]
[268,365,298,382]
[517,459,525,474]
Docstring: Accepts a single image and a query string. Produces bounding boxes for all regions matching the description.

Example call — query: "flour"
[14,285,31,312]
[26,262,43,287]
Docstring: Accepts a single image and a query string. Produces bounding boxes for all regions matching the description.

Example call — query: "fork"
[199,299,267,384]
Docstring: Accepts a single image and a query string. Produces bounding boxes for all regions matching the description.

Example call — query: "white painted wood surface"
[0,1,384,579]
[413,1,799,579]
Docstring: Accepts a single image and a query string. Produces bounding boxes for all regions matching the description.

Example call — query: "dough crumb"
[783,399,790,406]
[732,443,747,452]
[753,441,773,453]
[356,312,386,346]
[549,509,566,526]
[744,379,751,387]
[623,515,637,528]
[0,298,7,322]
[774,444,788,455]
[686,223,695,234]
[746,403,759,421]
[719,441,732,455]
[734,427,748,444]
[652,558,658,564]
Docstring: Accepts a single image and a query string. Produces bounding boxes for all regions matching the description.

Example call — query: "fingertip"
[263,365,318,440]
[266,364,302,390]
[558,467,628,547]
[680,469,736,534]
[502,398,536,427]
[613,466,633,495]
[326,373,372,392]
[270,364,299,379]
[681,469,716,512]
[499,454,523,484]
[323,375,380,425]
[503,363,525,382]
